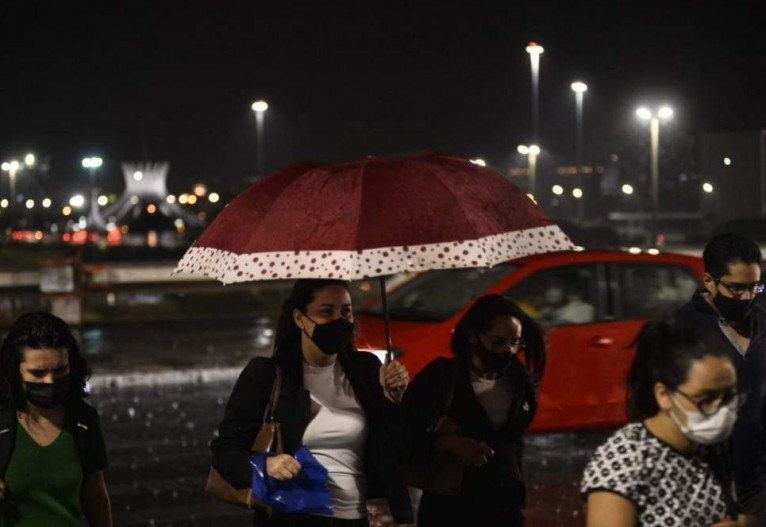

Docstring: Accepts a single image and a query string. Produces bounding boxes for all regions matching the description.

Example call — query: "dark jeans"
[258,511,368,527]
[418,492,524,527]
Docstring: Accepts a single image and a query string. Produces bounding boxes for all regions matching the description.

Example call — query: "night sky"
[1,1,765,199]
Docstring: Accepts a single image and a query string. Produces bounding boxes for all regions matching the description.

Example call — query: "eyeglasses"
[489,336,524,353]
[674,387,747,417]
[715,278,765,298]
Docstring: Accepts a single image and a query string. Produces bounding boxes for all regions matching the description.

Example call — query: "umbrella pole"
[379,276,393,362]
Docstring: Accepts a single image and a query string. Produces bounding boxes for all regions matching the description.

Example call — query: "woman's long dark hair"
[451,294,546,384]
[272,279,353,379]
[626,317,729,421]
[0,311,91,410]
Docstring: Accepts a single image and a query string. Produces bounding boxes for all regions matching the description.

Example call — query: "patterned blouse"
[581,422,728,526]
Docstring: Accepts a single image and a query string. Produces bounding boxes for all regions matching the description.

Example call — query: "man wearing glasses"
[676,232,766,522]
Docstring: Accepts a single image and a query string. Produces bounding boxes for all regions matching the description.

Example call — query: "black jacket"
[402,355,536,506]
[676,291,766,494]
[210,351,413,524]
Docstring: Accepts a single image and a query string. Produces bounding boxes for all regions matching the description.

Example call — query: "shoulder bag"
[404,359,464,496]
[205,366,284,509]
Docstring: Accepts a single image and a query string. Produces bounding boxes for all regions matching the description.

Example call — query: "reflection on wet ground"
[79,317,275,373]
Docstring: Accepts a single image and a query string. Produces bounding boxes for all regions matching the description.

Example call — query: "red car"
[355,249,703,431]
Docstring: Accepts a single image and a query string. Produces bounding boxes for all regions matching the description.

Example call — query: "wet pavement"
[78,319,612,526]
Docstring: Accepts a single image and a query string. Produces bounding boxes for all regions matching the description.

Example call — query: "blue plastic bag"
[250,446,333,515]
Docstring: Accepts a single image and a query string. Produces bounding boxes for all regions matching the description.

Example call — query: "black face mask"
[303,315,354,356]
[713,293,752,323]
[23,376,71,409]
[475,341,513,374]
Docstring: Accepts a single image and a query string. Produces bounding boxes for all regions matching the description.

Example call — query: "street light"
[571,81,588,222]
[526,42,544,143]
[251,100,269,177]
[81,157,104,231]
[1,159,22,228]
[517,144,541,197]
[636,105,673,243]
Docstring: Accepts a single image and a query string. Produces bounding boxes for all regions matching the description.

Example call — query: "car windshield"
[360,264,516,322]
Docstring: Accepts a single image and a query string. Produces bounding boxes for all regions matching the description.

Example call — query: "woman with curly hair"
[0,312,111,526]
[403,294,546,526]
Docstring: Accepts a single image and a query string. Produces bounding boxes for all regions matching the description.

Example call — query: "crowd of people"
[0,231,763,526]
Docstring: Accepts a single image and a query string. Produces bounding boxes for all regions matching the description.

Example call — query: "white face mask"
[669,395,738,446]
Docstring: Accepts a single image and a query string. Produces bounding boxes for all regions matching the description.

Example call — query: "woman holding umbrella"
[403,294,546,527]
[211,279,413,526]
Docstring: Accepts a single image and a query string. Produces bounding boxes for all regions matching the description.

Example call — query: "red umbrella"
[176,150,572,283]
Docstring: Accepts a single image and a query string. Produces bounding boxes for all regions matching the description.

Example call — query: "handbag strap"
[426,359,460,433]
[262,365,283,423]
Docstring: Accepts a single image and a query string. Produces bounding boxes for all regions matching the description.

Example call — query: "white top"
[302,361,368,519]
[581,422,727,525]
[470,370,514,430]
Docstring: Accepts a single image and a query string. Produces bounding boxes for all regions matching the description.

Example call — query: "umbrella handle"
[379,275,393,363]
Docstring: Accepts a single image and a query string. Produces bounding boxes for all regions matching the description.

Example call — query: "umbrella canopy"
[175,151,573,283]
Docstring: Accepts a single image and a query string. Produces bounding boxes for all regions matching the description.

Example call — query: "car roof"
[508,248,702,268]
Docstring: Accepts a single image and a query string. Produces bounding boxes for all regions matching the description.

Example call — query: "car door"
[504,262,619,430]
[604,261,702,414]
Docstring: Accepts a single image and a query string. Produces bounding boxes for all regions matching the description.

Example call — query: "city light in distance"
[525,42,544,55]
[647,248,660,255]
[208,192,220,203]
[0,199,7,208]
[572,188,583,199]
[42,198,52,208]
[552,185,564,195]
[69,194,85,208]
[178,194,189,204]
[133,171,143,181]
[62,206,72,216]
[25,199,34,209]
[166,194,177,204]
[251,100,269,113]
[702,182,714,193]
[130,196,139,204]
[193,183,207,197]
[635,107,652,120]
[146,204,157,214]
[628,247,642,254]
[187,195,198,205]
[657,106,673,119]
[571,81,588,93]
[24,153,35,166]
[82,157,103,168]
[97,195,109,206]
[621,184,634,195]
[723,157,732,166]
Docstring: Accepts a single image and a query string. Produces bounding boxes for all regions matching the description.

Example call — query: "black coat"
[210,351,413,524]
[676,291,766,494]
[402,355,536,506]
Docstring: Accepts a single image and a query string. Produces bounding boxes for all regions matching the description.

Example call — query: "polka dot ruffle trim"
[174,225,573,283]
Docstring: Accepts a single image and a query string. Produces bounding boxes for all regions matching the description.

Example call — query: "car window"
[505,264,600,326]
[614,262,699,320]
[359,264,515,322]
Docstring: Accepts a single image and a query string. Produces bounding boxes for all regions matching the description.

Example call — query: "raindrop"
[127,407,136,418]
